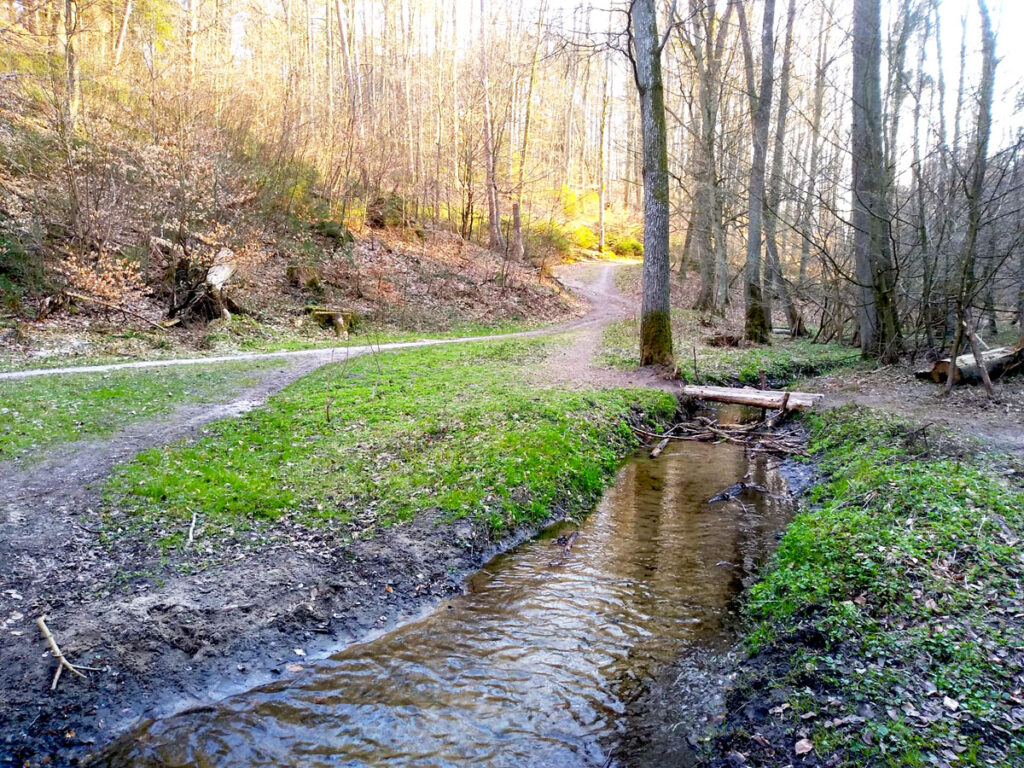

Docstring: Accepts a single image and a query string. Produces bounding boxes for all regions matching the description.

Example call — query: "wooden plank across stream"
[680,385,824,411]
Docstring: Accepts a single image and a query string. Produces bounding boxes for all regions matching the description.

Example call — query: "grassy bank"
[104,338,675,551]
[599,315,859,384]
[0,361,278,460]
[706,407,1024,766]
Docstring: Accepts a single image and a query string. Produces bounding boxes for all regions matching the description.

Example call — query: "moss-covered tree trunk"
[630,0,673,367]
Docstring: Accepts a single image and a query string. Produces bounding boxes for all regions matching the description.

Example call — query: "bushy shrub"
[313,219,354,243]
[525,225,571,261]
[0,232,46,305]
[570,224,599,250]
[607,233,643,257]
[365,194,408,229]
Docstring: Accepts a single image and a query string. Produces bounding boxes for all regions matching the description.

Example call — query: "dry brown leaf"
[794,738,814,756]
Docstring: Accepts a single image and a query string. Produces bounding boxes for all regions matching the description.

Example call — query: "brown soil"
[539,262,677,392]
[0,260,654,767]
[809,365,1024,453]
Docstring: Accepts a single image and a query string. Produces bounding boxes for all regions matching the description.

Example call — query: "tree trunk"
[479,0,505,251]
[851,0,902,362]
[763,0,805,337]
[598,52,609,252]
[737,0,774,343]
[113,0,133,66]
[799,4,831,284]
[687,0,732,312]
[945,0,995,392]
[631,0,673,367]
[63,0,80,134]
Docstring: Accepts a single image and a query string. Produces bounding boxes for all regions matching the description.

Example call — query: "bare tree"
[851,0,902,361]
[763,0,805,336]
[944,0,996,393]
[480,0,505,252]
[737,0,775,342]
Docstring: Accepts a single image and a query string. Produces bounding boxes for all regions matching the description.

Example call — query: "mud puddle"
[97,439,796,767]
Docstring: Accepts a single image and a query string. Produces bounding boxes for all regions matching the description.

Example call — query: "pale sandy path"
[0,263,617,382]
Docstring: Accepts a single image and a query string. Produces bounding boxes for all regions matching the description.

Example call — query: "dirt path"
[0,260,658,766]
[538,262,675,391]
[807,365,1024,453]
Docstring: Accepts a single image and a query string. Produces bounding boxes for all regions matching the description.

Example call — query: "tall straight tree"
[944,0,996,393]
[629,0,673,366]
[850,0,902,361]
[685,0,734,313]
[480,0,505,252]
[763,0,805,336]
[737,0,775,343]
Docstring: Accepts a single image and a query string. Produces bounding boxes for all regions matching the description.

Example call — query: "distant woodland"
[0,0,1021,366]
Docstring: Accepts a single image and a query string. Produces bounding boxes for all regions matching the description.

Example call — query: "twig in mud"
[649,437,670,458]
[562,530,579,557]
[548,530,581,566]
[36,616,93,690]
[187,510,198,545]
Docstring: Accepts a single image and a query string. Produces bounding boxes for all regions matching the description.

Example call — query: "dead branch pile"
[634,416,806,456]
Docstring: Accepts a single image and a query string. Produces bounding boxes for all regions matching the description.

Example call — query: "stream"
[99,435,797,767]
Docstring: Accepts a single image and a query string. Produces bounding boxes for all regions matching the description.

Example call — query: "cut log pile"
[680,385,823,411]
[915,340,1024,385]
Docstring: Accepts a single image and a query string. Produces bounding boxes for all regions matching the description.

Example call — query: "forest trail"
[0,261,626,382]
[0,261,645,551]
[810,365,1024,453]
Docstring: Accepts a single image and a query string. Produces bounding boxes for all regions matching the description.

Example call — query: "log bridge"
[680,385,824,411]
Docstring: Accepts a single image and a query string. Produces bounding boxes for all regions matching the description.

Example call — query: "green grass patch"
[599,314,859,385]
[224,316,546,353]
[0,361,278,460]
[105,338,676,548]
[727,407,1024,765]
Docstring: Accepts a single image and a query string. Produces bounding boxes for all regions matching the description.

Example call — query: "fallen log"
[915,340,1024,385]
[680,385,823,411]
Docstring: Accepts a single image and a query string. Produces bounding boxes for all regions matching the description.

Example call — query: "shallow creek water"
[100,438,795,768]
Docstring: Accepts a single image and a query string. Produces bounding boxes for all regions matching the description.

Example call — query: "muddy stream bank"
[95,432,800,767]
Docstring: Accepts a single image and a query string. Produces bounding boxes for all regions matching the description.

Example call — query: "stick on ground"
[36,616,89,691]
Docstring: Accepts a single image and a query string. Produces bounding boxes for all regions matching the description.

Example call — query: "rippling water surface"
[101,440,794,768]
